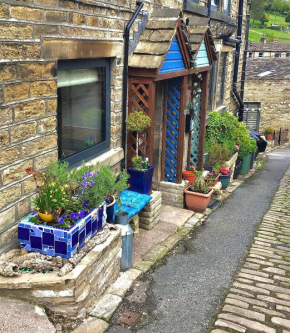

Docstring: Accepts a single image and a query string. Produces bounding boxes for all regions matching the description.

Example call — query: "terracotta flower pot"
[182,171,196,185]
[206,174,220,187]
[184,187,213,212]
[266,133,274,140]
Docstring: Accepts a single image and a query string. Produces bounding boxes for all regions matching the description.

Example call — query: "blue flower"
[83,200,89,207]
[79,209,87,219]
[58,215,67,224]
[87,170,92,177]
[70,212,79,220]
[93,172,98,178]
[90,180,95,186]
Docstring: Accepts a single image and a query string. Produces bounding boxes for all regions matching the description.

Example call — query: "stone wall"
[159,181,187,208]
[0,0,183,253]
[244,79,290,132]
[0,228,122,323]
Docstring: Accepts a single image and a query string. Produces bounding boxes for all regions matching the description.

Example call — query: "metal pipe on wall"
[121,1,144,169]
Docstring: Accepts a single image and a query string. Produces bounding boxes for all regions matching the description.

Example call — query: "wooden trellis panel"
[127,79,155,166]
[189,83,202,168]
[163,77,182,183]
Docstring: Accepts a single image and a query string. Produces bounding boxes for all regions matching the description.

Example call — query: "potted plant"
[126,110,154,195]
[205,169,220,187]
[94,165,129,223]
[184,171,214,212]
[219,167,231,190]
[182,166,196,185]
[19,162,108,258]
[264,127,274,140]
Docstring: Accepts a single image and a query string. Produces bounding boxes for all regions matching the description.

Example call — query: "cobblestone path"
[211,166,290,333]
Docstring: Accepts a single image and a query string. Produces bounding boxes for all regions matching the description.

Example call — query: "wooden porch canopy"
[127,9,217,165]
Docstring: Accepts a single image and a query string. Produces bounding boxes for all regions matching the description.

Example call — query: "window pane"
[223,0,230,14]
[211,0,219,10]
[58,67,106,159]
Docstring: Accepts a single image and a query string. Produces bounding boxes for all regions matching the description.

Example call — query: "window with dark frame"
[211,0,220,11]
[258,52,264,57]
[248,52,253,57]
[274,52,281,58]
[216,52,227,107]
[286,53,290,58]
[57,59,110,166]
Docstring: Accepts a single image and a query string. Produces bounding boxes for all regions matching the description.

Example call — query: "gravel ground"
[108,148,290,333]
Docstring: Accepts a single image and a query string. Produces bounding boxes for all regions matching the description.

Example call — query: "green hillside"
[249,12,290,43]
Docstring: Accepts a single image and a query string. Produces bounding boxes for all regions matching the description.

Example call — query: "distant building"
[247,41,290,59]
[244,58,290,132]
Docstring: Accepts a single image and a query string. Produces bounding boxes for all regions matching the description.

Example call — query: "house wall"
[0,0,249,252]
[244,79,290,131]
[0,0,184,254]
[248,52,290,58]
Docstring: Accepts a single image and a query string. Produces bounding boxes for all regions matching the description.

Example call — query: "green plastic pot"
[240,154,251,175]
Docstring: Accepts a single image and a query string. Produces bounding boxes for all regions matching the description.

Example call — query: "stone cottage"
[244,58,290,133]
[0,0,249,254]
[247,40,290,59]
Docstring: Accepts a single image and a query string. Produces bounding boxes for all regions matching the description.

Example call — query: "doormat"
[208,199,220,209]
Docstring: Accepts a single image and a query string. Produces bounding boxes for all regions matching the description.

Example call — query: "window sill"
[85,147,124,169]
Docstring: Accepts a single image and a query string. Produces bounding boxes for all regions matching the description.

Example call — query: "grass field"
[249,12,290,43]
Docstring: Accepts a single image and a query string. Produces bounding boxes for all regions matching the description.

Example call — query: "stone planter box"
[223,152,238,183]
[0,228,122,322]
[18,204,107,259]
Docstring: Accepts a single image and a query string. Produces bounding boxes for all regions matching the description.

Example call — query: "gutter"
[121,1,144,170]
[232,0,245,122]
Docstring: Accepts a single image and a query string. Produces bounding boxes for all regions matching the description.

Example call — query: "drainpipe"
[208,0,211,18]
[121,1,144,170]
[240,12,250,101]
[232,0,244,121]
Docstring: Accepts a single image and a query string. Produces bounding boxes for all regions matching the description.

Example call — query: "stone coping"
[0,228,121,289]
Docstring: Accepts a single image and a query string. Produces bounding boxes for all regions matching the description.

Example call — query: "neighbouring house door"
[188,81,202,168]
[244,102,261,131]
[162,77,183,183]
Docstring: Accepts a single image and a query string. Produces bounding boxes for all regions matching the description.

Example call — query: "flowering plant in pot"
[205,168,220,187]
[219,167,231,190]
[93,165,129,223]
[184,171,213,212]
[126,110,154,195]
[19,162,110,258]
[264,127,274,140]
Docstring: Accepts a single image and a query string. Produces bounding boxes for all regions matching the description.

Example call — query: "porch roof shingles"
[186,15,216,61]
[129,9,181,70]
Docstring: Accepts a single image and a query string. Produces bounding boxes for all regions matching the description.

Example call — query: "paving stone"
[263,267,286,275]
[142,244,169,263]
[225,298,249,309]
[246,258,274,266]
[229,288,255,298]
[244,262,260,269]
[133,260,154,273]
[276,293,290,301]
[257,295,290,307]
[211,329,229,333]
[222,305,265,322]
[277,305,290,313]
[0,297,55,333]
[233,282,270,295]
[106,275,134,297]
[215,319,246,332]
[71,318,109,333]
[238,272,274,283]
[227,294,267,307]
[90,294,122,320]
[126,281,149,304]
[218,313,276,333]
[252,305,286,318]
[271,317,290,329]
[160,233,183,250]
[237,278,254,284]
[256,283,290,295]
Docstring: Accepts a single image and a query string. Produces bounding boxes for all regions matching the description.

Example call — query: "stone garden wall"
[244,79,290,132]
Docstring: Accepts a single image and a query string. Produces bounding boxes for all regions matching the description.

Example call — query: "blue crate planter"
[18,204,106,259]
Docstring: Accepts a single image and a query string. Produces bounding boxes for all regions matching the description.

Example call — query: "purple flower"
[70,212,79,220]
[87,170,92,177]
[79,209,87,219]
[58,215,67,224]
[82,173,87,180]
[82,181,88,188]
[83,200,89,207]
[90,180,95,186]
[93,172,98,178]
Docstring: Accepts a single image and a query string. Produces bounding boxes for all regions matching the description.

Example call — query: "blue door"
[163,77,182,183]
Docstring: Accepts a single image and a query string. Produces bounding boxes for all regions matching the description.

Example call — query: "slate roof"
[187,15,216,61]
[128,10,216,70]
[129,8,182,69]
[248,41,290,52]
[246,58,290,80]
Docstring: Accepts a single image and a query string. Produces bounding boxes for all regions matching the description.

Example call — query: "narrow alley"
[108,148,290,333]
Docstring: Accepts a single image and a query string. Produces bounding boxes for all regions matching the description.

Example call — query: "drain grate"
[117,310,142,326]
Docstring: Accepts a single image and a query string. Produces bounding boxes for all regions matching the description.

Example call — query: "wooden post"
[197,71,209,171]
[177,76,187,183]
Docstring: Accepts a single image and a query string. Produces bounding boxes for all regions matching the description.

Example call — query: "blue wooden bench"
[114,190,152,219]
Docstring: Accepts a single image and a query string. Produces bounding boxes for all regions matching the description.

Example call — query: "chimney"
[260,34,267,44]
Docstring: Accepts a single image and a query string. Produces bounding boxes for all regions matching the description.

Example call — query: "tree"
[251,0,266,22]
[286,12,290,22]
[261,12,270,25]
